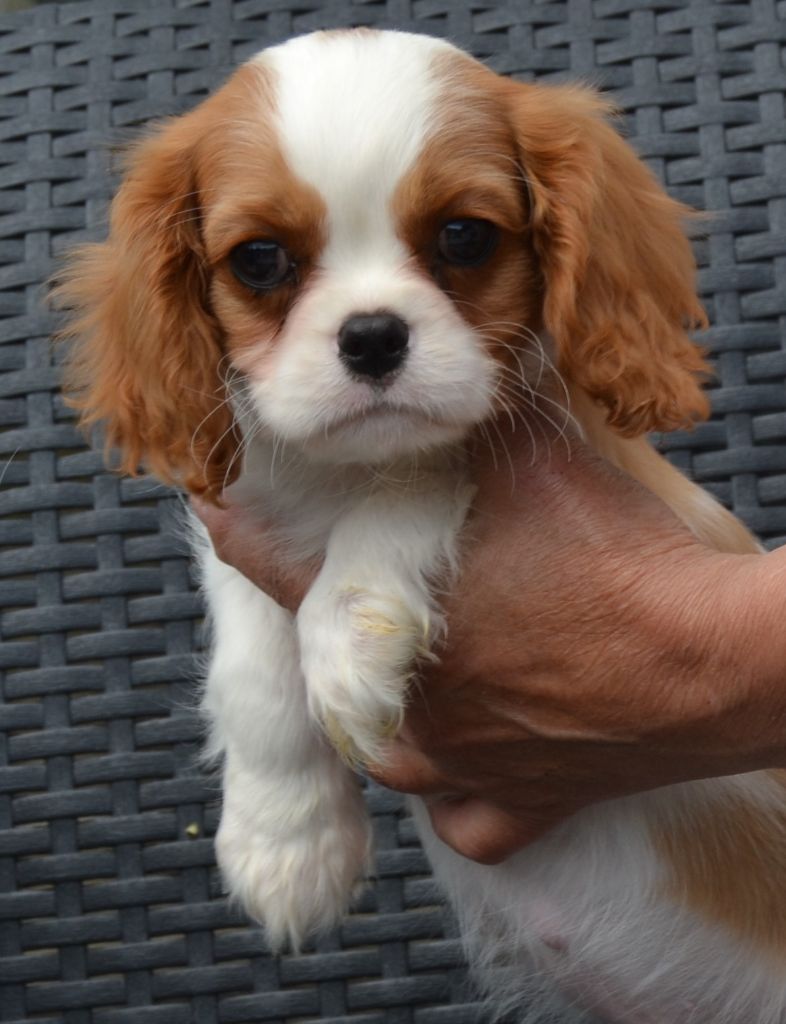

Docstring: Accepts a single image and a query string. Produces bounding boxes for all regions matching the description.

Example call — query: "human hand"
[369,427,786,862]
[193,427,786,865]
[192,498,316,612]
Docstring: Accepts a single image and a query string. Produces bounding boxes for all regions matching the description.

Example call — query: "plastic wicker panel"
[1,1,785,1022]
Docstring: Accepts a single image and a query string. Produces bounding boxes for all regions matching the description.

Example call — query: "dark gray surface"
[1,1,785,1022]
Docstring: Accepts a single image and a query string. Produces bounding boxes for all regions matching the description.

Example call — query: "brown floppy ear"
[57,112,239,502]
[507,83,710,435]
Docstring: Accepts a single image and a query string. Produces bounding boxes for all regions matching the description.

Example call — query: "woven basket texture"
[1,1,785,1022]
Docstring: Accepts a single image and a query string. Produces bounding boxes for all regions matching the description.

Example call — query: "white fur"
[247,264,498,463]
[189,29,786,1023]
[414,779,786,1024]
[298,467,473,764]
[199,531,370,950]
[249,33,499,464]
[261,30,449,258]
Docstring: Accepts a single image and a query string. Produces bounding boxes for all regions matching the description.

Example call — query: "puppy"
[60,28,785,1024]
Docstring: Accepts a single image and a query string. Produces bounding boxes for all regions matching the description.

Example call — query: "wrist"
[723,548,786,766]
[652,546,786,771]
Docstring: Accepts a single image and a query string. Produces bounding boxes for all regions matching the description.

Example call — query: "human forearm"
[696,546,786,769]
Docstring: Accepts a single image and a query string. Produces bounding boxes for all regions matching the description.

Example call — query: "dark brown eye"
[437,219,498,266]
[229,240,293,291]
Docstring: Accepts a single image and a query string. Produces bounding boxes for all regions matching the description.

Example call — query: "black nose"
[338,313,409,380]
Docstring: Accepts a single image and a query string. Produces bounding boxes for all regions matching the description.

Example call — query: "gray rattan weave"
[1,1,785,1022]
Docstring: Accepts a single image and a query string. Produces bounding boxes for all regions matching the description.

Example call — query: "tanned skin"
[195,423,786,864]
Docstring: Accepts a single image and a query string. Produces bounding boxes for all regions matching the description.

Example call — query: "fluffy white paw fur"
[215,759,371,951]
[298,585,433,766]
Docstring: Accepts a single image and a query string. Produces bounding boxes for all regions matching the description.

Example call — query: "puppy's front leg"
[298,480,470,766]
[201,546,371,951]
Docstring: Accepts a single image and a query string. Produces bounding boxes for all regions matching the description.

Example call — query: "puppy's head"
[60,29,709,502]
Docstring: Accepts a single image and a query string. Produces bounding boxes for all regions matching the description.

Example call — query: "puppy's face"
[61,29,709,499]
[199,32,537,465]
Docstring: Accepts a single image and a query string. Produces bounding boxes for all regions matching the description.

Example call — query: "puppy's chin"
[300,409,472,465]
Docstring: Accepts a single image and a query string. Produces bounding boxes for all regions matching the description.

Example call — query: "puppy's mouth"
[325,399,468,439]
[327,403,429,432]
[304,399,474,464]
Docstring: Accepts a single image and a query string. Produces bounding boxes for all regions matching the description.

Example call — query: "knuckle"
[366,764,403,790]
[430,817,498,864]
[459,837,508,865]
[371,764,429,795]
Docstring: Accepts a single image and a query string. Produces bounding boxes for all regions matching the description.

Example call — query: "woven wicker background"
[1,1,785,1022]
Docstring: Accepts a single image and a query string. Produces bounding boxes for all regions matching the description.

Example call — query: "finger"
[191,496,258,557]
[367,739,445,795]
[190,494,228,537]
[428,797,562,864]
[191,497,315,609]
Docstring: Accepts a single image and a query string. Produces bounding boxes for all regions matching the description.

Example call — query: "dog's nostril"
[384,334,405,355]
[341,335,366,359]
[338,313,409,381]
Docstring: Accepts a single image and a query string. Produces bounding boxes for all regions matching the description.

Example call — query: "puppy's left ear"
[507,82,710,435]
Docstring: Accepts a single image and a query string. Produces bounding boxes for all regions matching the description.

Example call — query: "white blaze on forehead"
[256,31,454,265]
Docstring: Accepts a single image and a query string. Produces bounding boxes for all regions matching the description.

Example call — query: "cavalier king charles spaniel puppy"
[60,28,785,1024]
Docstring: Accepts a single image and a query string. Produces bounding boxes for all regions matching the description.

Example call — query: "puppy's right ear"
[57,107,239,502]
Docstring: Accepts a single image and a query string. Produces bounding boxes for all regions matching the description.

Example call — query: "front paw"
[216,780,371,951]
[299,587,434,766]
